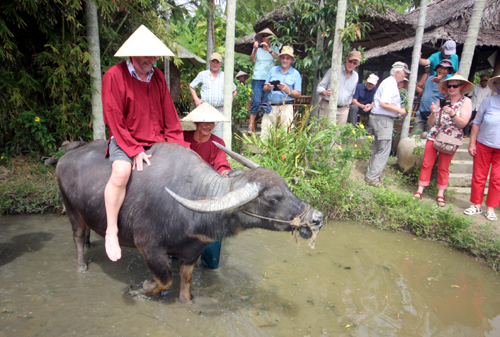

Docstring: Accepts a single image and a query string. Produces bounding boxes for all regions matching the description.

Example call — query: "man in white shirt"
[365,62,410,187]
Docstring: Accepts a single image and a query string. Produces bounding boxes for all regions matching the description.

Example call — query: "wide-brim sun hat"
[255,28,275,40]
[437,73,474,95]
[278,46,295,63]
[115,25,174,57]
[433,59,453,72]
[181,103,230,123]
[487,75,500,94]
[235,70,249,80]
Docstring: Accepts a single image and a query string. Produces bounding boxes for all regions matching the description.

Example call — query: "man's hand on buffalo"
[132,151,152,171]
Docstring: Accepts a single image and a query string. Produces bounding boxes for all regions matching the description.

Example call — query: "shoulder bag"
[433,110,462,155]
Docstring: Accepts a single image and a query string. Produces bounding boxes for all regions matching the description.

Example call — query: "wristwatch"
[288,89,292,95]
[450,114,456,118]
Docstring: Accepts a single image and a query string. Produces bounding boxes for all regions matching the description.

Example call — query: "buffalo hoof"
[76,263,88,273]
[179,294,194,304]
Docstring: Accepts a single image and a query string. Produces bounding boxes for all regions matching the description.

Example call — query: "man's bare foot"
[105,233,122,261]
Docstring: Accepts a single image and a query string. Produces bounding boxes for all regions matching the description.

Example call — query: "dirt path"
[350,159,499,230]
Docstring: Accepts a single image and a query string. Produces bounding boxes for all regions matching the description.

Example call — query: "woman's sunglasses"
[447,84,461,89]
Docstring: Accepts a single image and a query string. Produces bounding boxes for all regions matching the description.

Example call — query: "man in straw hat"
[235,70,250,85]
[248,28,280,133]
[102,25,189,262]
[262,46,302,139]
[348,73,378,130]
[365,61,410,187]
[317,50,361,125]
[189,53,237,139]
[182,103,231,268]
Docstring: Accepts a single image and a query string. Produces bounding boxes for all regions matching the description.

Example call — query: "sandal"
[436,196,446,207]
[485,211,498,221]
[412,192,423,200]
[463,205,482,215]
[366,181,383,188]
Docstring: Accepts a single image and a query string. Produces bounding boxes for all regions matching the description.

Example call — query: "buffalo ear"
[212,141,260,169]
[228,170,245,178]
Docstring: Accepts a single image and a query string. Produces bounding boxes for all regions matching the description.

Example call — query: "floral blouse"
[427,95,466,142]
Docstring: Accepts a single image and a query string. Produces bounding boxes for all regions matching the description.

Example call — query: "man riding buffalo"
[102,25,189,262]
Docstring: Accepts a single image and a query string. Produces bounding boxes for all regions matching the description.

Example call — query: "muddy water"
[1,215,500,336]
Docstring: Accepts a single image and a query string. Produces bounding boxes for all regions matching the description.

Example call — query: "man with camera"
[317,50,361,125]
[414,59,453,135]
[247,28,280,133]
[262,46,301,139]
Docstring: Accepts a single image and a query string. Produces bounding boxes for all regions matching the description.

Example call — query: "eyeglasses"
[447,84,461,89]
[347,59,359,65]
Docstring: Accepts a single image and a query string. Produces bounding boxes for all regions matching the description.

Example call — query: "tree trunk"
[84,0,105,140]
[206,0,215,69]
[310,0,325,121]
[223,0,236,149]
[400,0,429,140]
[458,0,487,79]
[327,0,346,123]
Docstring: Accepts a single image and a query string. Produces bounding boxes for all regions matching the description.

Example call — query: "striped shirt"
[126,58,155,83]
[190,70,236,108]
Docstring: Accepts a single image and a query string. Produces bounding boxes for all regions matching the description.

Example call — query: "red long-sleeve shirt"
[102,62,189,157]
[183,131,231,174]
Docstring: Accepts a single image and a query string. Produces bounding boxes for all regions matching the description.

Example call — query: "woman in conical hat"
[182,103,231,269]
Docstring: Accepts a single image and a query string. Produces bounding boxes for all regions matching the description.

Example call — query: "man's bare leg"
[248,114,257,133]
[104,160,132,261]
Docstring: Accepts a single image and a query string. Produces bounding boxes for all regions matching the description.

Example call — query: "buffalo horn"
[165,182,260,213]
[212,141,260,169]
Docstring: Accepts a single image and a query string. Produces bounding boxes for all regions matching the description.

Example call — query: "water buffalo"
[56,140,323,303]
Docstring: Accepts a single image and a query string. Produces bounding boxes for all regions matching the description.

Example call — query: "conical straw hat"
[487,75,500,94]
[437,73,474,95]
[114,25,174,57]
[181,103,230,123]
[235,71,249,79]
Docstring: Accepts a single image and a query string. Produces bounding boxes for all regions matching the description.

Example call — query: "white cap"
[114,25,174,57]
[442,40,456,55]
[366,74,379,85]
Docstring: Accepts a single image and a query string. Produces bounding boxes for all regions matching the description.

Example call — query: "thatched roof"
[362,0,500,71]
[236,0,500,69]
[235,1,411,55]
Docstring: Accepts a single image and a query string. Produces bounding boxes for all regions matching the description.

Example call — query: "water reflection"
[0,214,499,336]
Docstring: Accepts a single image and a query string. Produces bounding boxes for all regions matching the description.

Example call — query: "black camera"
[439,98,451,108]
[258,43,264,48]
[270,80,281,91]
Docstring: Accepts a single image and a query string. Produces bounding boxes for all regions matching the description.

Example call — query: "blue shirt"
[473,94,500,149]
[428,51,459,78]
[252,45,280,80]
[353,83,377,105]
[265,65,302,103]
[418,75,445,115]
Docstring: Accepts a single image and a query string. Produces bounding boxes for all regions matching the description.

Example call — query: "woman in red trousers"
[463,75,500,221]
[412,74,473,206]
